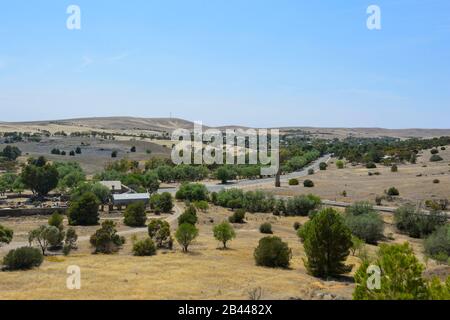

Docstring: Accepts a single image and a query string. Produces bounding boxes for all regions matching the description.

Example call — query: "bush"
[431,149,439,155]
[375,195,383,206]
[2,247,43,270]
[303,179,314,188]
[430,154,443,162]
[175,183,209,201]
[213,221,236,249]
[178,205,198,226]
[68,192,100,226]
[391,164,398,172]
[345,211,384,244]
[300,208,352,277]
[293,222,301,231]
[69,150,75,156]
[285,194,321,216]
[194,200,209,212]
[254,236,292,268]
[90,220,125,254]
[308,168,314,175]
[336,160,344,169]
[366,162,377,169]
[123,201,147,227]
[386,187,399,196]
[48,212,64,231]
[111,151,118,158]
[175,223,199,252]
[28,225,63,254]
[345,201,376,216]
[319,162,328,170]
[394,204,447,238]
[64,227,78,250]
[150,192,174,213]
[210,192,218,204]
[441,147,446,151]
[132,238,157,256]
[147,219,172,249]
[0,224,14,245]
[259,222,273,234]
[424,225,450,263]
[130,146,136,153]
[229,209,246,223]
[273,199,286,216]
[288,178,299,186]
[433,179,440,184]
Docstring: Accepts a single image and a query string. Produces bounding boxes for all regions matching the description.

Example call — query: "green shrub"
[394,204,447,238]
[194,200,209,212]
[433,179,440,184]
[285,194,321,216]
[441,147,446,151]
[300,208,352,277]
[308,168,314,175]
[133,238,157,256]
[229,209,246,223]
[175,223,199,252]
[336,160,344,169]
[178,205,198,226]
[391,164,398,172]
[288,178,299,186]
[254,236,292,268]
[430,154,443,162]
[431,149,439,155]
[0,224,14,245]
[123,201,147,227]
[48,212,64,230]
[89,220,125,254]
[210,192,218,204]
[2,247,43,270]
[424,225,450,263]
[345,201,376,216]
[175,183,209,201]
[386,187,399,196]
[68,192,100,226]
[28,225,63,254]
[303,179,314,188]
[259,222,273,234]
[273,199,286,216]
[64,227,78,250]
[213,221,236,249]
[293,222,301,231]
[344,211,384,244]
[319,162,328,170]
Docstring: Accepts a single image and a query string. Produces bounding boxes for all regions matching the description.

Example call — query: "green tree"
[178,205,198,226]
[21,161,59,197]
[2,247,43,270]
[213,221,236,249]
[28,225,61,255]
[68,192,100,226]
[353,243,429,300]
[1,145,22,160]
[301,208,353,277]
[150,192,173,213]
[143,171,160,194]
[216,166,236,184]
[148,219,173,249]
[319,162,328,170]
[175,223,199,252]
[336,160,345,169]
[123,201,147,227]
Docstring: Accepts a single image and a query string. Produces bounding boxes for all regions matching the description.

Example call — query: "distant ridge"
[2,116,450,139]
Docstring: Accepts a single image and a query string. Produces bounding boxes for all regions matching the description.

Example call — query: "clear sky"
[0,0,449,128]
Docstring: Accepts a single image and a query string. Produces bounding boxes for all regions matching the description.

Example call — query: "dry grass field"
[1,201,448,300]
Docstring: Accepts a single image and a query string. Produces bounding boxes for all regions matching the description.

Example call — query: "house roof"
[100,181,122,190]
[112,193,150,201]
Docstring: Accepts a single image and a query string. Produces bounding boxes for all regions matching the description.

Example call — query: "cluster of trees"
[212,189,275,213]
[327,136,450,165]
[51,147,82,156]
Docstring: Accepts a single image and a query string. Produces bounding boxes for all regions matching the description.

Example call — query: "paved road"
[0,204,183,253]
[159,154,332,194]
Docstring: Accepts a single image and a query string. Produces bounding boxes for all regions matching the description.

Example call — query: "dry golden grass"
[0,206,359,300]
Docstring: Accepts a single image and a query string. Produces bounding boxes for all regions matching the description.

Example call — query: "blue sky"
[0,0,449,128]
